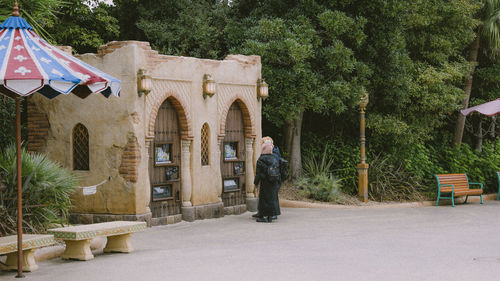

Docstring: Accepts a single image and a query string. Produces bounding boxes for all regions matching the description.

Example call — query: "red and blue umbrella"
[0,2,120,276]
[0,9,120,99]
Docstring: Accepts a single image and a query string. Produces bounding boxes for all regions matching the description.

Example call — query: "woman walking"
[253,141,281,222]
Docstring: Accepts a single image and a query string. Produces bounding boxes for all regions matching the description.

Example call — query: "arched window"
[73,123,89,170]
[201,123,210,166]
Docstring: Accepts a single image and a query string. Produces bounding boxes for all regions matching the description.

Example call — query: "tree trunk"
[285,111,303,180]
[454,36,480,146]
[475,119,483,152]
[491,116,497,139]
[284,120,293,158]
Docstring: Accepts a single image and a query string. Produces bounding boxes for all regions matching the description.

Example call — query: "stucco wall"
[30,41,263,217]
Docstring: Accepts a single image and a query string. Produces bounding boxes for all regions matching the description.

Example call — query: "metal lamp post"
[357,90,369,202]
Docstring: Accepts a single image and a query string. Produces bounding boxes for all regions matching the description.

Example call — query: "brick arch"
[148,93,193,140]
[219,97,255,138]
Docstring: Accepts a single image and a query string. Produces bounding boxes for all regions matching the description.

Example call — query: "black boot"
[256,216,271,223]
[252,213,263,218]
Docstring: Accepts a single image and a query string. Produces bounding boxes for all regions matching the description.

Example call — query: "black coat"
[254,153,281,216]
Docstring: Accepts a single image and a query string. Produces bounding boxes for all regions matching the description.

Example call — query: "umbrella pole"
[15,97,24,278]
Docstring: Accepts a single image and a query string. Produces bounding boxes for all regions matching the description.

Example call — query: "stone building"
[27,41,264,226]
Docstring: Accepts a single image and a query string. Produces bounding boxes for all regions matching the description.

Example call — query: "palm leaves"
[0,0,69,42]
[482,0,500,50]
[0,145,77,236]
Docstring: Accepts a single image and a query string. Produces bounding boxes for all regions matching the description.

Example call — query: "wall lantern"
[203,74,216,99]
[257,78,269,100]
[137,69,152,97]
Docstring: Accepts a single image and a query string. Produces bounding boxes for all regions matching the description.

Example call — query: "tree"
[46,0,119,54]
[0,0,68,42]
[113,0,230,59]
[454,0,500,146]
[350,0,479,151]
[229,0,370,179]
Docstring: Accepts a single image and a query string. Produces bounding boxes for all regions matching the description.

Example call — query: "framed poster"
[223,178,239,192]
[233,162,245,175]
[152,184,173,201]
[155,143,172,165]
[224,142,238,160]
[165,166,179,181]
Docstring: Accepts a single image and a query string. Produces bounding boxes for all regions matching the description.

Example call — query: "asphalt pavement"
[2,201,500,281]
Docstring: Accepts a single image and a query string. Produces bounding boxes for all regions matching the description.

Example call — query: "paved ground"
[2,201,500,281]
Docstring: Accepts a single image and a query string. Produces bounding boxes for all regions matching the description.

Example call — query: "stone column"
[181,139,192,207]
[245,138,258,212]
[143,138,154,217]
[181,139,195,222]
[216,138,223,201]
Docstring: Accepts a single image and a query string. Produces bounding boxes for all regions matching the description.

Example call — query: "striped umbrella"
[0,2,120,276]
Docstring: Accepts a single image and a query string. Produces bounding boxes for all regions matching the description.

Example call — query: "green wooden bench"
[0,234,55,272]
[48,221,146,261]
[435,173,483,207]
[496,171,500,201]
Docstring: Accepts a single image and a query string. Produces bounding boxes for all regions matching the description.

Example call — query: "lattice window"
[73,123,89,171]
[201,123,210,166]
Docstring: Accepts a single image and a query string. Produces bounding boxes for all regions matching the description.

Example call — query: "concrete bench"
[0,234,55,272]
[48,221,146,261]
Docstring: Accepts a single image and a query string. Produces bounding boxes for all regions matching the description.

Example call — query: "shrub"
[297,148,344,202]
[439,140,500,193]
[0,145,77,236]
[368,153,425,202]
[0,97,16,150]
[297,173,342,202]
[301,136,359,195]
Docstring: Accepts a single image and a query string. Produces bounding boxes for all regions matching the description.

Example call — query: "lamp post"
[357,90,369,202]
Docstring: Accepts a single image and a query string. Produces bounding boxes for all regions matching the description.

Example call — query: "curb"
[280,193,499,209]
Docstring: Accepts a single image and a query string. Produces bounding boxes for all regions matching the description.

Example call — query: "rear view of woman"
[253,142,281,222]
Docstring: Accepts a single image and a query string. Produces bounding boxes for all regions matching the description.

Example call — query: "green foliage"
[368,153,425,202]
[113,0,230,59]
[361,0,479,150]
[229,1,370,127]
[439,141,500,193]
[46,0,119,54]
[0,97,16,150]
[296,147,347,203]
[301,133,359,195]
[0,145,77,235]
[297,173,342,202]
[0,0,69,42]
[297,148,343,202]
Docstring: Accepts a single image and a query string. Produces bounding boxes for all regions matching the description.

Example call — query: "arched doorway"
[149,98,182,218]
[220,102,246,207]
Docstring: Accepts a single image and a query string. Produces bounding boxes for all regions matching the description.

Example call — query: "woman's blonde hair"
[262,136,273,145]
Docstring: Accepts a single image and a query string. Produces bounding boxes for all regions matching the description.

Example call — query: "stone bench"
[48,221,146,261]
[0,234,55,272]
